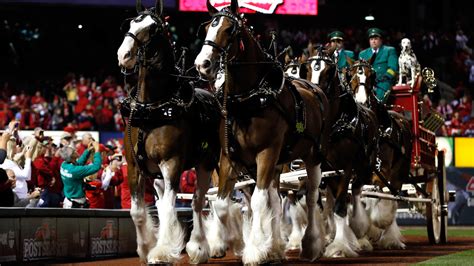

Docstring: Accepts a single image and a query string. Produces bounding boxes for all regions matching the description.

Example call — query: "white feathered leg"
[300,163,326,261]
[130,196,157,263]
[287,195,308,251]
[349,189,372,251]
[323,188,336,244]
[206,196,231,258]
[186,166,211,264]
[147,161,186,263]
[377,203,406,249]
[242,188,274,265]
[324,214,360,258]
[267,182,286,261]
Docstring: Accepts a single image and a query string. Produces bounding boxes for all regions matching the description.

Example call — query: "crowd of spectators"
[0,119,199,209]
[0,74,127,132]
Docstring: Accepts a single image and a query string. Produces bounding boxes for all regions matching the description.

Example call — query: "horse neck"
[326,72,343,122]
[138,37,177,103]
[226,29,268,94]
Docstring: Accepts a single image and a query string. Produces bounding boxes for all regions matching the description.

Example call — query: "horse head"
[348,58,376,105]
[117,0,170,72]
[194,0,251,80]
[303,43,337,89]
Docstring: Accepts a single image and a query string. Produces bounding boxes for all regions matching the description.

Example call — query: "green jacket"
[60,149,102,199]
[359,45,399,102]
[335,49,354,71]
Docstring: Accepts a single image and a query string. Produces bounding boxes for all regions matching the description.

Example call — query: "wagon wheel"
[426,150,448,244]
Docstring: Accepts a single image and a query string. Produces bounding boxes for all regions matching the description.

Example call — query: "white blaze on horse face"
[310,60,325,85]
[285,66,300,78]
[355,70,368,104]
[117,15,156,68]
[195,18,224,77]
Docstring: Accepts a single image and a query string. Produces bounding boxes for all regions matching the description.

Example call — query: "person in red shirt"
[177,169,197,207]
[0,103,13,129]
[457,95,472,123]
[34,141,63,207]
[30,91,45,105]
[86,154,123,209]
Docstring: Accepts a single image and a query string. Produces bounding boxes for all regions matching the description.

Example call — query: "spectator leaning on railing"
[60,141,102,208]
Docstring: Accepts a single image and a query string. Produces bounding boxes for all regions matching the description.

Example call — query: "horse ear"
[230,0,239,14]
[284,54,291,65]
[369,52,377,65]
[307,42,315,56]
[207,0,218,15]
[136,0,144,13]
[155,0,163,16]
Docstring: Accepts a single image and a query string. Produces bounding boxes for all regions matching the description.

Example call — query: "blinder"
[199,9,242,58]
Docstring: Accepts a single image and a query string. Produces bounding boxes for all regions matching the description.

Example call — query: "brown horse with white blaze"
[117,0,221,263]
[302,45,379,257]
[348,59,412,249]
[195,0,329,263]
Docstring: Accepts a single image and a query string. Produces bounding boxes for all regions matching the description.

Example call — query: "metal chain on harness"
[222,52,230,156]
[126,48,146,179]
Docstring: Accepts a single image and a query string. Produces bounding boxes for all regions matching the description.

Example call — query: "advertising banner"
[89,218,119,258]
[56,218,89,258]
[179,0,318,15]
[21,218,57,261]
[455,137,474,167]
[0,218,19,262]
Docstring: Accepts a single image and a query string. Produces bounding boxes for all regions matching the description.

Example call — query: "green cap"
[367,27,383,38]
[328,30,344,41]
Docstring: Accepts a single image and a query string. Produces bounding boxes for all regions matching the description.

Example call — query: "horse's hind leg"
[300,161,325,261]
[186,165,211,263]
[267,165,286,260]
[349,180,372,251]
[148,158,186,263]
[130,174,157,263]
[324,169,360,258]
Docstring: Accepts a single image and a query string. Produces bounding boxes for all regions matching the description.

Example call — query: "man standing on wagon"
[359,27,399,103]
[328,30,354,71]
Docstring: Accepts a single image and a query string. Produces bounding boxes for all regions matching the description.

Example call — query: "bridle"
[199,9,243,64]
[121,9,167,75]
[349,61,375,92]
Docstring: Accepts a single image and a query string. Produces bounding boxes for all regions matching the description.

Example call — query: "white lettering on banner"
[467,176,474,192]
[23,239,56,260]
[211,0,284,14]
[90,238,118,256]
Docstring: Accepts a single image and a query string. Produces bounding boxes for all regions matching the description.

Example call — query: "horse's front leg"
[242,148,284,265]
[206,152,239,258]
[130,173,157,263]
[186,165,211,263]
[147,158,185,263]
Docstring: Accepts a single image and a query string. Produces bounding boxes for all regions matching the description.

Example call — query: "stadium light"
[365,15,375,21]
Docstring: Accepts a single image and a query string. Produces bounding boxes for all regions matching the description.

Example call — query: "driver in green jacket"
[359,27,399,103]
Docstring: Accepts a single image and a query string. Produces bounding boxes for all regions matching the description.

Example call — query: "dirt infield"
[53,236,474,265]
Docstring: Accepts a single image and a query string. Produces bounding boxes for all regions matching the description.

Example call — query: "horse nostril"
[202,59,211,69]
[124,51,131,60]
